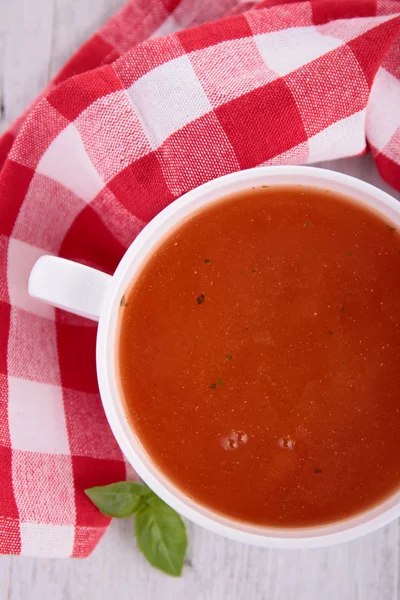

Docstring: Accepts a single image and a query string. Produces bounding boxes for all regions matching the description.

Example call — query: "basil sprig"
[85,482,187,576]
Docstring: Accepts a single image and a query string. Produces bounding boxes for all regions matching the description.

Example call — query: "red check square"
[215,78,307,168]
[108,152,175,222]
[178,14,252,52]
[48,65,123,122]
[72,456,126,527]
[56,319,98,394]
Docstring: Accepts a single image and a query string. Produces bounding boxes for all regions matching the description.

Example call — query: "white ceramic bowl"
[29,166,400,548]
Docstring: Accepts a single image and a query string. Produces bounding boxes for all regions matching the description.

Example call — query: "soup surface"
[118,185,400,527]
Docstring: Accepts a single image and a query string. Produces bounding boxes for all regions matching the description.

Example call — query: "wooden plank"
[0,0,125,134]
[48,0,125,78]
[0,0,54,133]
[1,518,398,600]
[0,555,11,600]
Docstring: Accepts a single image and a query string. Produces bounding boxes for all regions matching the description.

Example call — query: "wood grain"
[0,0,125,134]
[1,519,399,600]
[0,1,400,598]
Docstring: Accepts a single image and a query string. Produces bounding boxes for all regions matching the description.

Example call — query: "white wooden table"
[1,1,400,598]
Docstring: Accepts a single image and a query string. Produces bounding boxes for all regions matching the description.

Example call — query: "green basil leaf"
[85,482,149,518]
[134,493,187,576]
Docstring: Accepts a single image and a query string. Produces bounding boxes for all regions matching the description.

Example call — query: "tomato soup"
[117,185,400,527]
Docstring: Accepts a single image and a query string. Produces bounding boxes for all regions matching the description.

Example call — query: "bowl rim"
[96,165,400,548]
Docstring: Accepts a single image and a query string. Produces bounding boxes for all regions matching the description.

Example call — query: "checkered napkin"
[0,0,399,559]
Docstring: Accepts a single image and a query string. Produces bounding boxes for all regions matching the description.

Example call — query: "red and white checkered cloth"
[0,0,399,559]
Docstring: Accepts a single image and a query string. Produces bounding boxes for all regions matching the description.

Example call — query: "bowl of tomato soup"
[29,166,400,548]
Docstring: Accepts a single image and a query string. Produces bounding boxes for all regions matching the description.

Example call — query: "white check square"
[308,110,366,163]
[37,123,104,203]
[8,238,55,319]
[255,26,343,76]
[127,54,212,149]
[8,376,69,454]
[367,68,400,151]
[20,522,75,558]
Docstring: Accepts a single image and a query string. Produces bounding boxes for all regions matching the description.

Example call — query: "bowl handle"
[29,256,112,321]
